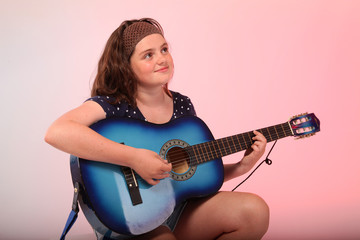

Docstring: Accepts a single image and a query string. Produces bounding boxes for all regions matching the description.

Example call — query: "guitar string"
[169,127,292,168]
[123,123,294,176]
[168,126,292,168]
[168,128,292,170]
[170,138,281,171]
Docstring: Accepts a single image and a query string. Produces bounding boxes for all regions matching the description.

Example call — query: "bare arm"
[44,101,171,185]
[223,130,267,182]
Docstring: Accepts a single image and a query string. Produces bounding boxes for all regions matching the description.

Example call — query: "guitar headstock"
[289,113,320,139]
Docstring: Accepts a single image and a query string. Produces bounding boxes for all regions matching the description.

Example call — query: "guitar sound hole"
[160,139,197,181]
[167,147,189,174]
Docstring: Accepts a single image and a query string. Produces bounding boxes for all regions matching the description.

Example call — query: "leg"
[132,226,176,240]
[174,191,269,240]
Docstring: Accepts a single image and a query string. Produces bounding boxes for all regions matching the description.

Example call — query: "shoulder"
[86,96,139,119]
[170,91,197,118]
[86,96,116,117]
[171,91,193,103]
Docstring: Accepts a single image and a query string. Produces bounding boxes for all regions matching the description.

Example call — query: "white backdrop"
[1,1,360,239]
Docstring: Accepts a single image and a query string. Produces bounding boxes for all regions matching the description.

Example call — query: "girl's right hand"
[130,148,172,185]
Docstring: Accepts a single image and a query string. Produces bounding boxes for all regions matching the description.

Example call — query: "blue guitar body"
[70,116,224,236]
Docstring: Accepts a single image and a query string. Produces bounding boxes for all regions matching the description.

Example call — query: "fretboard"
[187,122,293,165]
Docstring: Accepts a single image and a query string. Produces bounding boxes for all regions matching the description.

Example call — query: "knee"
[220,192,269,238]
[241,193,270,234]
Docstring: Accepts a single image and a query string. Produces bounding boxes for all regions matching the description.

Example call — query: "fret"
[198,144,206,163]
[196,143,205,162]
[209,141,218,159]
[188,121,295,164]
[246,131,254,146]
[241,133,248,149]
[274,125,280,138]
[274,126,281,138]
[193,144,203,163]
[270,126,278,140]
[219,138,227,156]
[215,139,223,157]
[192,146,200,164]
[235,134,244,151]
[258,128,264,137]
[280,124,287,138]
[274,123,289,139]
[273,125,280,139]
[266,127,272,141]
[223,138,230,154]
[204,142,213,160]
[230,136,238,153]
[257,128,266,143]
[222,137,230,155]
[284,123,293,136]
[280,123,287,137]
[185,147,197,167]
[224,137,234,154]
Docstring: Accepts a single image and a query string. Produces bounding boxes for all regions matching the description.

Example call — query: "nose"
[156,52,166,65]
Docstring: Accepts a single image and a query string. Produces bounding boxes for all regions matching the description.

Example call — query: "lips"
[155,66,169,72]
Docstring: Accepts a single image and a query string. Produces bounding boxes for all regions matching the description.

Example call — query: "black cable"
[231,140,277,192]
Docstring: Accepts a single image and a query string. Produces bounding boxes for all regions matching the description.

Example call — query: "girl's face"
[130,34,174,90]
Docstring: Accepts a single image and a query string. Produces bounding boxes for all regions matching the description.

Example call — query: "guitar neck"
[187,122,293,164]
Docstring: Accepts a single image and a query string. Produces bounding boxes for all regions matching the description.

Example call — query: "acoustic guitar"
[70,113,320,236]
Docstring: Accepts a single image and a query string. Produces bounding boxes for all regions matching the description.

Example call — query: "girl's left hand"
[242,130,267,165]
[223,130,267,181]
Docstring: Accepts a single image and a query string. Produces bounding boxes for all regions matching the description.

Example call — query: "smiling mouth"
[155,66,169,72]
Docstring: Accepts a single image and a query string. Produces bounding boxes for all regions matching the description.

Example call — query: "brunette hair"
[91,18,170,106]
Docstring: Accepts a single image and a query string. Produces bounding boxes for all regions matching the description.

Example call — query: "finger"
[161,162,172,172]
[254,139,266,149]
[252,135,266,144]
[154,173,170,180]
[253,139,265,146]
[251,144,260,152]
[146,178,160,185]
[253,130,267,142]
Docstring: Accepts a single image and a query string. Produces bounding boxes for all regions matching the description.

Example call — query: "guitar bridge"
[121,166,143,206]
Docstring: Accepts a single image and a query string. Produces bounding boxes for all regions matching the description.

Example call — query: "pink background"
[1,0,359,239]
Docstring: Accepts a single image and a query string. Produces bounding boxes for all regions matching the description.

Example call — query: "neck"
[135,86,173,124]
[136,87,170,107]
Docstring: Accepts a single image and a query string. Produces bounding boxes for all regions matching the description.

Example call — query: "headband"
[123,21,163,59]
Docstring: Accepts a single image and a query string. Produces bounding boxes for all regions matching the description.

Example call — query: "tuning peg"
[291,112,309,120]
[295,132,316,140]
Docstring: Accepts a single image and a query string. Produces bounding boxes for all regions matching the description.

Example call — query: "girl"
[45,18,269,240]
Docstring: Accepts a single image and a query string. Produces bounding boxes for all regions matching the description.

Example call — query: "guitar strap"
[60,182,80,240]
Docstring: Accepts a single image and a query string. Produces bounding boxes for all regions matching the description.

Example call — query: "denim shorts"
[94,201,187,240]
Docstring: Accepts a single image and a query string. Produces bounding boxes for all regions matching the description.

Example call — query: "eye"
[144,52,153,59]
[161,47,168,53]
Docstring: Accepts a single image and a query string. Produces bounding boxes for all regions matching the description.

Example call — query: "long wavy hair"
[91,18,170,107]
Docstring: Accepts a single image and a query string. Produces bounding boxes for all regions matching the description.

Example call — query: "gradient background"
[1,0,360,239]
